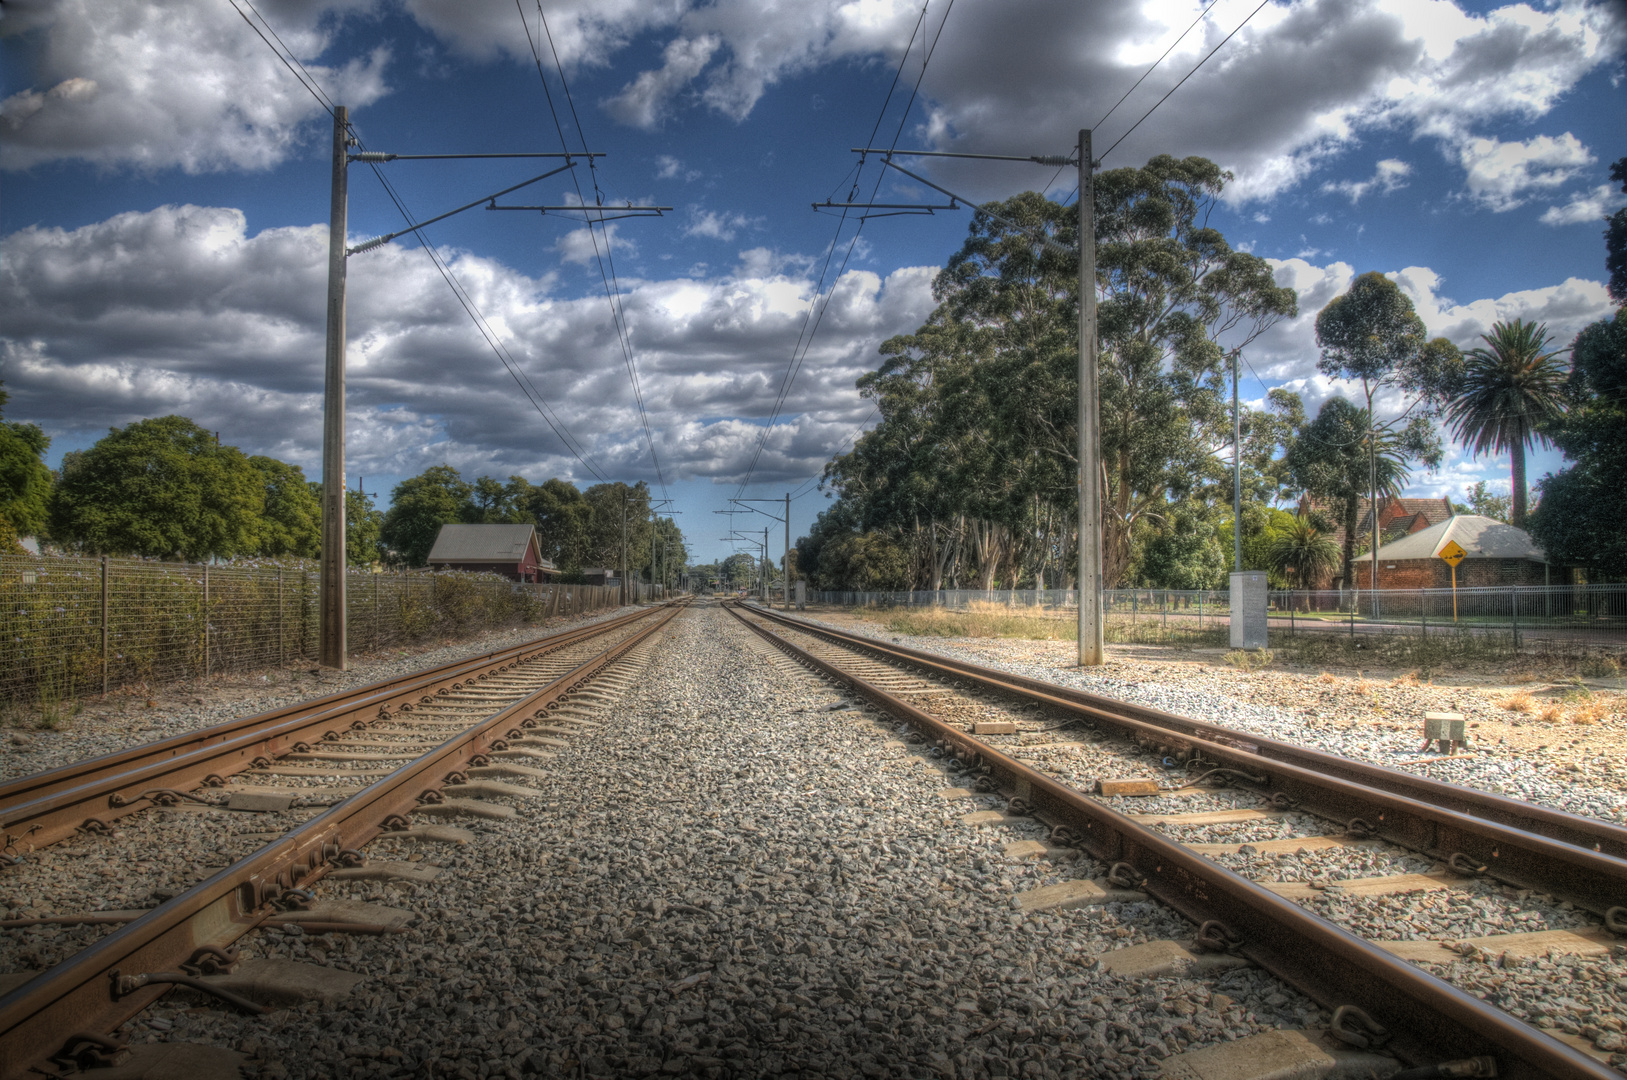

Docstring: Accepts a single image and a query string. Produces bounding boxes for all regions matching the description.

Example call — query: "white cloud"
[0,204,938,486]
[0,0,389,173]
[684,208,760,241]
[653,154,701,182]
[1243,257,1613,425]
[1456,132,1593,211]
[554,222,636,266]
[1539,182,1625,225]
[1321,158,1412,203]
[601,35,722,130]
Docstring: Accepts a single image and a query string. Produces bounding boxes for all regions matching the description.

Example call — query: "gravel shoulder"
[1,604,648,781]
[785,606,1627,826]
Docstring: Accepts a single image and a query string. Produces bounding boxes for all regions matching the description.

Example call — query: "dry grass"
[1498,689,1535,714]
[882,601,1076,641]
[1389,671,1421,688]
[1318,671,1336,684]
[1571,698,1611,725]
[1353,673,1374,696]
[1537,702,1565,724]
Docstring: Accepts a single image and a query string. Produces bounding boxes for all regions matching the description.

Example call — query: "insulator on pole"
[350,151,396,162]
[347,235,389,256]
[1032,155,1075,167]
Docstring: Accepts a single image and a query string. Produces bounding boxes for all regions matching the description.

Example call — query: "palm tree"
[1267,517,1341,603]
[1445,319,1568,526]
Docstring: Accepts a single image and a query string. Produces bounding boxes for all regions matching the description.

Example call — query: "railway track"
[0,600,686,1080]
[725,601,1627,1080]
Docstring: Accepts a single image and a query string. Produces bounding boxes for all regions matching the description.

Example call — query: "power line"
[517,0,671,501]
[1099,0,1274,164]
[1095,0,1224,131]
[228,0,611,483]
[734,0,955,500]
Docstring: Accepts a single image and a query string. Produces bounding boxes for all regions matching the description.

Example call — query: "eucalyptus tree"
[824,157,1295,590]
[1314,272,1461,582]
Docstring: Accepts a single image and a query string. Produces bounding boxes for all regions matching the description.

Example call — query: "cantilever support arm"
[874,158,1074,260]
[346,162,575,255]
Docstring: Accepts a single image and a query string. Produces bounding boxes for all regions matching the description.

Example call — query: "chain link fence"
[0,553,624,705]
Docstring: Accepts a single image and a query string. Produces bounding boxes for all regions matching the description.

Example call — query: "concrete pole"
[320,105,349,671]
[783,492,791,611]
[1233,350,1242,572]
[1076,129,1104,666]
[621,495,628,606]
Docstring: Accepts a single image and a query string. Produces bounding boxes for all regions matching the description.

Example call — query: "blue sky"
[2,0,1623,563]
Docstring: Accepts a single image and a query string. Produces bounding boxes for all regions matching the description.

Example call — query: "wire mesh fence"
[809,584,1627,656]
[0,553,624,705]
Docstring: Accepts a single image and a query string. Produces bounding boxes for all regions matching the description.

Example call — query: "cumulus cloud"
[1321,158,1412,203]
[654,154,703,182]
[684,208,760,241]
[0,204,938,485]
[601,35,722,130]
[1539,182,1625,225]
[1240,257,1613,426]
[0,0,389,173]
[1456,132,1594,211]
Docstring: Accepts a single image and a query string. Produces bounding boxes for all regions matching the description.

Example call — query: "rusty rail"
[0,603,672,855]
[726,602,1617,1080]
[0,601,682,1080]
[736,605,1627,917]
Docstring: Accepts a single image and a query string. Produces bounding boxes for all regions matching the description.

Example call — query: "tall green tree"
[1460,480,1512,523]
[1526,159,1627,579]
[250,456,320,558]
[1314,271,1461,579]
[48,416,264,560]
[461,475,534,524]
[1285,398,1438,587]
[380,465,471,566]
[823,158,1295,590]
[581,481,651,574]
[526,478,592,570]
[1444,319,1568,525]
[0,383,51,551]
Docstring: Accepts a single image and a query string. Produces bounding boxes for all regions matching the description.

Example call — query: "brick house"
[426,524,557,582]
[1300,494,1453,551]
[1353,515,1553,589]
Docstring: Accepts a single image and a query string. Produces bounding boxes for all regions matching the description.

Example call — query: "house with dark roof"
[426,524,556,582]
[1353,515,1554,589]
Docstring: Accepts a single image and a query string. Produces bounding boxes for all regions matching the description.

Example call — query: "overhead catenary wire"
[517,0,671,502]
[228,0,611,483]
[734,0,955,502]
[1098,0,1275,164]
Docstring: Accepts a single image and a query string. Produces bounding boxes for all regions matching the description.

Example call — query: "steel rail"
[735,608,1627,919]
[0,603,672,854]
[741,605,1627,859]
[724,603,1616,1080]
[0,601,683,1080]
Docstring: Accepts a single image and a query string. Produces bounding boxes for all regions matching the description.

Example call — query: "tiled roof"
[427,524,538,563]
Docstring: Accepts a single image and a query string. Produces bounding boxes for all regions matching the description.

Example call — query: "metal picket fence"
[0,553,623,704]
[810,584,1627,654]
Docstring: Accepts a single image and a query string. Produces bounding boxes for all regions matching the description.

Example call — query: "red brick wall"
[1359,558,1549,589]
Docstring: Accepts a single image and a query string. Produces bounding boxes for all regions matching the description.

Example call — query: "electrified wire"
[735,0,955,501]
[1099,0,1274,163]
[229,0,610,482]
[518,0,670,501]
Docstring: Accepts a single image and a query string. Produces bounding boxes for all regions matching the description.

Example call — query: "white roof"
[1355,515,1545,562]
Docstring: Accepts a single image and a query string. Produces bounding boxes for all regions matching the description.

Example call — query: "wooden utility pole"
[783,492,791,611]
[320,106,350,670]
[1077,128,1103,666]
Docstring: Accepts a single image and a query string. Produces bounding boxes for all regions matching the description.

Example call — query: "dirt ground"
[795,604,1627,785]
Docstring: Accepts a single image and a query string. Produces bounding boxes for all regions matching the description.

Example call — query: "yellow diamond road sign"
[1438,540,1468,567]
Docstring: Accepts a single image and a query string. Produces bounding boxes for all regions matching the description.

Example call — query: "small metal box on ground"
[1229,572,1268,650]
[1422,711,1466,753]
